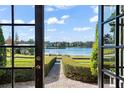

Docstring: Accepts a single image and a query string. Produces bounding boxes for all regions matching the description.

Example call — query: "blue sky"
[0,5,98,42]
[45,5,98,42]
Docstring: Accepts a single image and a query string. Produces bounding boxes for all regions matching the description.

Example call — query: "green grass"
[5,52,91,68]
[5,55,56,67]
[71,55,90,59]
[14,54,34,57]
[74,59,90,63]
[62,56,90,67]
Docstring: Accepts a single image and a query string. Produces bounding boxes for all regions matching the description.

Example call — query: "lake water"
[45,48,92,56]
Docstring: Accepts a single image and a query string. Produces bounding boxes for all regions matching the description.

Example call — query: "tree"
[0,26,6,67]
[90,24,98,77]
[15,32,19,44]
[27,39,34,44]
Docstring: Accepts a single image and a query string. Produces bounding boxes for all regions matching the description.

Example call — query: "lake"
[45,48,92,56]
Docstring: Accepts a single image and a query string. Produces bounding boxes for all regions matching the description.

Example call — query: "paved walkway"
[0,60,98,88]
[45,60,98,88]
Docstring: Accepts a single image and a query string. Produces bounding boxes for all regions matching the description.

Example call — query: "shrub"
[0,26,6,77]
[0,56,56,84]
[15,69,35,82]
[62,56,97,83]
[0,26,6,67]
[90,24,98,78]
[44,56,56,76]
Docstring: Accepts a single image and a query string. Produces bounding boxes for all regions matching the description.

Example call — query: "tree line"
[45,41,94,48]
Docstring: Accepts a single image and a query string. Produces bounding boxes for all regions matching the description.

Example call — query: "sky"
[0,5,98,42]
[45,5,98,42]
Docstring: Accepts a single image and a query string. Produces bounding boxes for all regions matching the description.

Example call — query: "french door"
[0,5,44,88]
[99,5,124,88]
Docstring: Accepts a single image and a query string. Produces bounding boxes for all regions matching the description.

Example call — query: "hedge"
[44,56,56,76]
[62,56,97,83]
[0,56,56,84]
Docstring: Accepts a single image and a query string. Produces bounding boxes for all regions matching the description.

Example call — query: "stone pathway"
[45,60,98,88]
[0,60,98,88]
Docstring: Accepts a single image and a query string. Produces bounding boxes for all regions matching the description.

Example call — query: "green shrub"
[0,26,6,67]
[15,69,35,82]
[90,24,98,78]
[0,26,6,77]
[0,56,56,84]
[44,56,56,76]
[62,56,97,83]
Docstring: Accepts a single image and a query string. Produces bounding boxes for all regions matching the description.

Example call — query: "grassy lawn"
[71,55,90,59]
[74,59,90,63]
[5,51,91,68]
[6,55,56,67]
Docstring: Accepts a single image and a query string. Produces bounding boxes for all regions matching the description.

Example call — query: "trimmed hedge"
[0,56,56,84]
[0,69,35,84]
[62,56,97,83]
[44,56,56,76]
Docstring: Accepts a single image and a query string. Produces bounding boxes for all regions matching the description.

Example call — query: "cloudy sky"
[45,5,98,42]
[0,5,98,42]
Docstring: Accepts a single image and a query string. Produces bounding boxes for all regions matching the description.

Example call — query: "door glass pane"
[0,48,12,67]
[14,5,35,24]
[120,5,124,14]
[14,48,35,67]
[119,16,124,46]
[104,74,116,88]
[0,69,12,88]
[14,26,35,46]
[0,6,11,23]
[103,48,116,73]
[104,5,116,21]
[103,20,116,45]
[0,26,12,46]
[14,69,35,88]
[119,49,124,78]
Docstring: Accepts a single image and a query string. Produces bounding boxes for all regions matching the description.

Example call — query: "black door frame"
[35,5,44,88]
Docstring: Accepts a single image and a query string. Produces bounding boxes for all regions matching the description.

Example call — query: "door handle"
[35,65,41,70]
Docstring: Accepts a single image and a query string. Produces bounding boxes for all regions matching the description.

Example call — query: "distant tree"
[27,39,34,44]
[15,32,19,44]
[0,26,6,76]
[90,24,98,77]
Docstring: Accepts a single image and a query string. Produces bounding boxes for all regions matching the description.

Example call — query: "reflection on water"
[45,48,92,56]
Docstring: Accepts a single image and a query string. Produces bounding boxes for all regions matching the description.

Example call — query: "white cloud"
[73,27,92,32]
[14,19,25,23]
[0,8,7,11]
[0,19,11,23]
[91,6,98,14]
[89,15,98,23]
[47,29,56,32]
[46,17,59,25]
[46,7,55,12]
[54,5,76,10]
[45,5,76,12]
[46,15,70,25]
[61,15,70,19]
[29,20,35,24]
